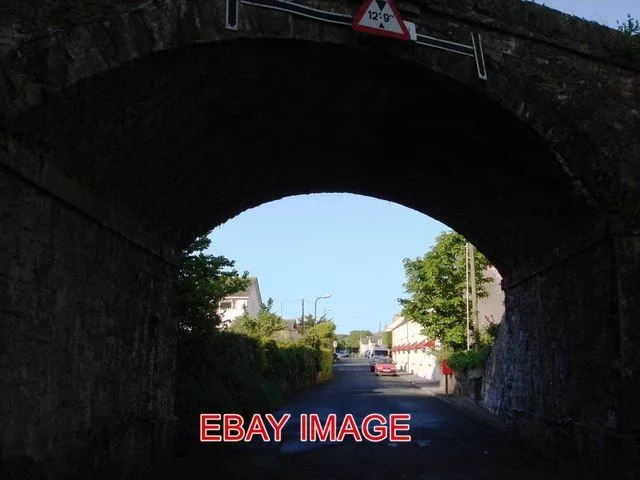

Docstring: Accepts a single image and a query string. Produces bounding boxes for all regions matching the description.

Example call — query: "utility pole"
[468,243,479,351]
[301,298,305,335]
[465,243,470,350]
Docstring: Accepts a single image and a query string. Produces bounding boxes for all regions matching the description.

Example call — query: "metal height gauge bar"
[229,0,488,80]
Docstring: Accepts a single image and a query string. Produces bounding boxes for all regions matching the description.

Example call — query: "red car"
[374,357,397,376]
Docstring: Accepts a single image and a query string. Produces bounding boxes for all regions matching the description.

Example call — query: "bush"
[317,348,333,382]
[175,329,328,452]
[445,348,489,373]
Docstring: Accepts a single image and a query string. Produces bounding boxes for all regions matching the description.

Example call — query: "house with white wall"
[218,277,262,328]
[387,314,441,382]
[358,335,382,356]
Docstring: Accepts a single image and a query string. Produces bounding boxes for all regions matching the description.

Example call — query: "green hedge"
[175,330,330,451]
[444,347,490,372]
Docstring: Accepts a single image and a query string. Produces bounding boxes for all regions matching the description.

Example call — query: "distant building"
[359,335,382,356]
[218,277,262,328]
[273,319,302,342]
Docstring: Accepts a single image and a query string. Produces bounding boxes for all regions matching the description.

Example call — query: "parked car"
[338,351,350,358]
[373,357,397,376]
[332,352,340,363]
[369,355,380,372]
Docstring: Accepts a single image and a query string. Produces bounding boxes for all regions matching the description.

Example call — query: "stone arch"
[2,32,602,270]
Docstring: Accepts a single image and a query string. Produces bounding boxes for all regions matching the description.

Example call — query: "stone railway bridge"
[0,0,639,476]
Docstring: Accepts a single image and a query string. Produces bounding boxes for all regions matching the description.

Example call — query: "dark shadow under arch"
[7,38,600,274]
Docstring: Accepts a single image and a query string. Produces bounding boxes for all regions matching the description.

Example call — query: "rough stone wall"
[0,167,177,477]
[614,235,640,446]
[483,240,621,470]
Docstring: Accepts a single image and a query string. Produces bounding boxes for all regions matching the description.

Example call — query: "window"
[220,301,232,309]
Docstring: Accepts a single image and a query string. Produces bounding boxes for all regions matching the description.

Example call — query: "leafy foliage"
[300,321,336,381]
[229,298,287,340]
[381,331,392,348]
[399,231,492,351]
[175,235,331,453]
[177,234,249,335]
[335,333,349,351]
[343,330,373,351]
[176,331,322,451]
[444,347,491,373]
[301,321,337,350]
[617,14,640,59]
[479,320,500,347]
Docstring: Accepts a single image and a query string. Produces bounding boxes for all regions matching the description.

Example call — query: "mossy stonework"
[0,0,639,476]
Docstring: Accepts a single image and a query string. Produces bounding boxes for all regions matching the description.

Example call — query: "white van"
[370,346,389,358]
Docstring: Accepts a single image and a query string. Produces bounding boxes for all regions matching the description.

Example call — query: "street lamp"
[314,294,331,323]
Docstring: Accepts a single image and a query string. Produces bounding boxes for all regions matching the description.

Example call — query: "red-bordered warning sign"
[352,0,410,41]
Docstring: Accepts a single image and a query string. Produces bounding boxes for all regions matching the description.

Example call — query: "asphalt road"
[152,358,607,480]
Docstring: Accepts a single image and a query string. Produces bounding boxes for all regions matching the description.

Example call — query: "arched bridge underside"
[0,0,639,477]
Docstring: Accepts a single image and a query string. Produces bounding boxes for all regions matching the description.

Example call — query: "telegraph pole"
[468,243,479,351]
[466,243,470,350]
[301,298,305,335]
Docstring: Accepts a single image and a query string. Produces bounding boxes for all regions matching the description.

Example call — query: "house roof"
[225,277,258,299]
[275,319,302,340]
[283,319,299,331]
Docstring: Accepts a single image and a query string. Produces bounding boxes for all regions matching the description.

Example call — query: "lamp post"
[314,294,331,323]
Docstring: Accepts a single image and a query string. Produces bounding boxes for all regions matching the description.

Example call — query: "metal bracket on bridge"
[226,0,239,30]
[227,0,488,80]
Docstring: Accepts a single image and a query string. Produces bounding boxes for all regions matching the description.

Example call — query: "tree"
[335,334,349,351]
[230,298,287,340]
[302,321,337,351]
[399,231,492,351]
[301,312,331,330]
[617,14,640,59]
[302,314,316,330]
[177,234,249,336]
[345,330,372,351]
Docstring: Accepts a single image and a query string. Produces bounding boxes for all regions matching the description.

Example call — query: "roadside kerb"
[403,375,508,432]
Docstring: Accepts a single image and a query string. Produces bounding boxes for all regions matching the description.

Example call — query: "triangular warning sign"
[352,0,410,41]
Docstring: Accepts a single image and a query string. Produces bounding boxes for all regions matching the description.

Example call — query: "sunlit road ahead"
[152,358,605,480]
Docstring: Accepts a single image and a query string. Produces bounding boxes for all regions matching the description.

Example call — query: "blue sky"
[532,1,639,27]
[208,1,639,335]
[210,194,447,333]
